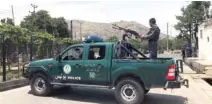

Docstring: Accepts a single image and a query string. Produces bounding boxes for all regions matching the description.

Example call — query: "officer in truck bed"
[127,18,160,59]
[141,18,160,59]
[140,18,160,59]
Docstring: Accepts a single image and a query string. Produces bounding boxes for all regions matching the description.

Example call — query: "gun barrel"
[112,24,127,31]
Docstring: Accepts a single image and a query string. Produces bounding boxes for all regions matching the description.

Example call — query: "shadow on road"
[143,93,188,104]
[51,87,116,104]
[28,87,188,104]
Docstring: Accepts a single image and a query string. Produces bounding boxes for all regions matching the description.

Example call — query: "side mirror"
[56,55,62,62]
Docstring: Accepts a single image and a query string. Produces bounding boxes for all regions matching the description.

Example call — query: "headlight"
[25,62,31,67]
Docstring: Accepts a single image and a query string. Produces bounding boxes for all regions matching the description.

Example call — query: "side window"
[62,46,83,61]
[88,46,106,60]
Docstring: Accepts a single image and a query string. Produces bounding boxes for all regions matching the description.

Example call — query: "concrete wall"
[198,23,212,60]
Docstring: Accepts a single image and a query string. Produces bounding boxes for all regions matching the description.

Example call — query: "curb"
[185,58,202,73]
[0,78,29,92]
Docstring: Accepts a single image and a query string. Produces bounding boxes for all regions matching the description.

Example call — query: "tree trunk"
[192,23,199,57]
[189,24,194,57]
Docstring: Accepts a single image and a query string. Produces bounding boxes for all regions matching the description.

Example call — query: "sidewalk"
[149,64,212,104]
[185,58,212,76]
[178,64,212,104]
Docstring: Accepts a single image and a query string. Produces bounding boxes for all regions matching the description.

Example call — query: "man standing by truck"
[136,18,161,59]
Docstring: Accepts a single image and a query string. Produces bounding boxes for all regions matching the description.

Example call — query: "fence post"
[180,59,183,73]
[1,32,6,81]
[176,59,183,73]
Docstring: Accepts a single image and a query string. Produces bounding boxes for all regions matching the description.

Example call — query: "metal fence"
[0,43,71,82]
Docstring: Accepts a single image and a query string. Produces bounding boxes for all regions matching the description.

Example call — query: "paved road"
[0,86,188,104]
[1,65,212,104]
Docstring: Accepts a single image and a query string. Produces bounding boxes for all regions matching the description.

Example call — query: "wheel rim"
[120,84,136,101]
[34,78,46,92]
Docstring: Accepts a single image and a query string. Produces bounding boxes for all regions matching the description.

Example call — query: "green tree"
[0,23,31,69]
[158,38,168,51]
[0,23,30,44]
[52,17,69,37]
[20,10,69,38]
[20,10,52,33]
[175,1,211,52]
[1,18,14,25]
[129,39,148,52]
[173,37,187,50]
[106,36,119,42]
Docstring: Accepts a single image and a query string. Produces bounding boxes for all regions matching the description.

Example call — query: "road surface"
[1,64,212,104]
[0,86,189,104]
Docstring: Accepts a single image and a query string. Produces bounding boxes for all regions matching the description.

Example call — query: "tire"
[30,73,52,96]
[115,78,144,104]
[144,89,150,94]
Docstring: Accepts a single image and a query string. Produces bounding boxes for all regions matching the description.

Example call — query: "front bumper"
[163,75,189,90]
[22,62,30,78]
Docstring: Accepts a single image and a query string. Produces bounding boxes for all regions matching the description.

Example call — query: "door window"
[88,46,106,60]
[62,46,83,61]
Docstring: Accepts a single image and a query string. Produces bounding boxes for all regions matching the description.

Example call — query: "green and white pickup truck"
[23,36,189,104]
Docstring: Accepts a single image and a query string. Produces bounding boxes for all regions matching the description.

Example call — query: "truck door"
[55,46,86,83]
[84,45,110,85]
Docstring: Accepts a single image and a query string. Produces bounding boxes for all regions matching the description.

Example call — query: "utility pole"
[167,22,169,52]
[76,20,82,40]
[11,5,15,25]
[70,20,73,39]
[80,22,82,40]
[0,32,6,81]
[29,4,38,61]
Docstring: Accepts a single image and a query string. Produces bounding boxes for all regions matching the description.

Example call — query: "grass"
[10,62,26,67]
[0,62,28,82]
[0,70,23,81]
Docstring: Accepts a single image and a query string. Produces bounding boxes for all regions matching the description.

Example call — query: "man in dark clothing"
[137,18,160,59]
[182,48,185,61]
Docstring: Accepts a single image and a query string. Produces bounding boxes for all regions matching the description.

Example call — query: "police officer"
[138,18,160,59]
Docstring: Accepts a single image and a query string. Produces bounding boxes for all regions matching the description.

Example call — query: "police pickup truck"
[23,35,188,104]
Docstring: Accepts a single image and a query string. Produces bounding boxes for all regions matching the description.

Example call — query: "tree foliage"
[129,37,187,53]
[106,36,119,42]
[20,10,69,37]
[52,17,69,37]
[1,18,14,26]
[0,23,30,44]
[175,1,211,46]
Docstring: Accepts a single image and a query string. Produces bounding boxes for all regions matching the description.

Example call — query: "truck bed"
[119,57,173,62]
[112,57,175,88]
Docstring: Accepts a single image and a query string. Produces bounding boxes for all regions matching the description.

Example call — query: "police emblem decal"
[63,64,71,74]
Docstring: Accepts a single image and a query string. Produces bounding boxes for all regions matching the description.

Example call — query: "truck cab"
[53,42,113,85]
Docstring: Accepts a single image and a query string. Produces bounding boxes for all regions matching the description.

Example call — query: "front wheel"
[145,89,150,94]
[30,73,52,96]
[115,78,144,104]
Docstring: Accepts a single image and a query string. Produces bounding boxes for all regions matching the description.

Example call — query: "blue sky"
[0,0,190,36]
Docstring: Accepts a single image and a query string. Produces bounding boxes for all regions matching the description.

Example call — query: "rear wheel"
[30,73,52,96]
[115,78,144,104]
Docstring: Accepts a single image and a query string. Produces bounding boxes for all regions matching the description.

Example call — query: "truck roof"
[72,42,115,47]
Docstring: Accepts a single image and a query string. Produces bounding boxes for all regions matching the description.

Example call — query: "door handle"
[75,64,82,68]
[96,64,104,68]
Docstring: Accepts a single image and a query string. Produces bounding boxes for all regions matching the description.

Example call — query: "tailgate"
[163,59,189,90]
